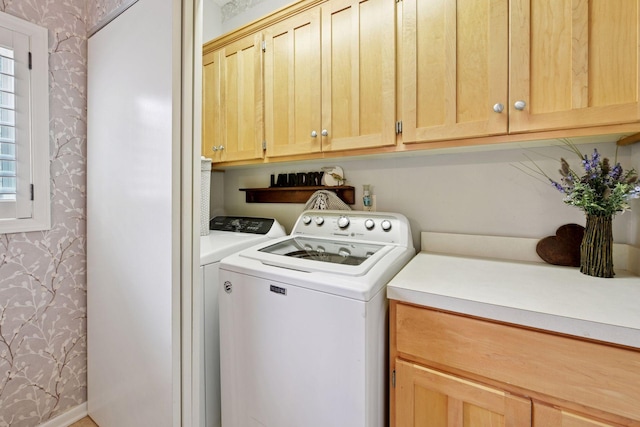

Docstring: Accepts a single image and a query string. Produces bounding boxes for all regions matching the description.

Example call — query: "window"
[0,12,49,233]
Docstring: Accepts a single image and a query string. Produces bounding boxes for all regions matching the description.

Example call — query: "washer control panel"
[293,210,411,246]
[210,216,277,234]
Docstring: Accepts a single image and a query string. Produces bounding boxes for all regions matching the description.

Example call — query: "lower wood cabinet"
[395,359,531,426]
[390,301,640,427]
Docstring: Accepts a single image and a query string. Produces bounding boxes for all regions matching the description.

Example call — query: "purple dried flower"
[590,149,600,169]
[582,155,592,172]
[550,179,565,193]
[609,163,623,180]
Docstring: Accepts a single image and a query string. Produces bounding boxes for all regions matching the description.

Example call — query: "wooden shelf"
[240,186,355,204]
[617,132,640,146]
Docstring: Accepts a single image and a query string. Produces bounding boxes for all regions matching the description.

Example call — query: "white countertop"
[387,252,640,348]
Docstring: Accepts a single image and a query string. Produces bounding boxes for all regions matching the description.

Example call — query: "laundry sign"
[270,171,324,187]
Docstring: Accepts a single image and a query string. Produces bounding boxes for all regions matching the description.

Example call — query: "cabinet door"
[401,0,508,144]
[510,0,640,133]
[216,33,264,162]
[202,50,220,160]
[533,401,626,427]
[264,7,322,158]
[395,359,531,427]
[321,0,397,152]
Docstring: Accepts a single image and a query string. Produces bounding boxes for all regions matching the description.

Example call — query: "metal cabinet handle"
[311,130,318,138]
[218,145,224,151]
[514,100,526,111]
[321,129,328,137]
[493,103,504,113]
[212,146,218,152]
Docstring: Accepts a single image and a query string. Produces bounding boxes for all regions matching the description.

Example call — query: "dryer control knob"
[302,215,312,225]
[337,216,350,229]
[364,219,375,230]
[381,219,392,231]
[314,216,325,225]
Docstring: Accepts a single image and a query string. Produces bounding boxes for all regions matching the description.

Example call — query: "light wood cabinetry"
[395,359,531,426]
[509,0,640,133]
[390,301,640,427]
[264,7,322,158]
[401,0,640,144]
[202,33,264,162]
[264,0,396,159]
[401,0,509,143]
[203,0,640,166]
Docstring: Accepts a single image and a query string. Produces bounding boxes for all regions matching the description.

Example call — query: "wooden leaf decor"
[536,224,585,267]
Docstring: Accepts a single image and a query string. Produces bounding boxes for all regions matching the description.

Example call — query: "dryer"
[198,216,285,427]
[219,210,415,427]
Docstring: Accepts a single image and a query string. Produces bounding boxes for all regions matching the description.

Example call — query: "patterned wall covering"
[87,0,137,34]
[0,0,127,425]
[220,0,266,22]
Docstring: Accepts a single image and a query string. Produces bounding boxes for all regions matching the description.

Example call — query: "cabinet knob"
[311,130,318,138]
[321,129,328,137]
[218,145,225,151]
[212,146,218,152]
[493,103,504,113]
[514,100,526,111]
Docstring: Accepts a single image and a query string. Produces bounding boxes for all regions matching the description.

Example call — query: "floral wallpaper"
[220,0,265,22]
[0,1,126,426]
[87,0,136,34]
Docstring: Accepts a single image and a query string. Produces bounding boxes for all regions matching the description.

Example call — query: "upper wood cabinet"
[264,0,397,158]
[202,33,264,162]
[203,0,640,165]
[401,0,509,143]
[320,0,397,152]
[509,0,640,133]
[264,7,322,158]
[401,0,640,144]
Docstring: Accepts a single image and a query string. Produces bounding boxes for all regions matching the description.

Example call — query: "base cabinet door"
[509,0,640,133]
[532,401,626,427]
[395,359,531,427]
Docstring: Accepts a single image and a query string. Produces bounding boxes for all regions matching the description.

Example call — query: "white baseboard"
[38,403,88,427]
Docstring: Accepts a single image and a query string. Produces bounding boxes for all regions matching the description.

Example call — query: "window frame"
[0,11,50,234]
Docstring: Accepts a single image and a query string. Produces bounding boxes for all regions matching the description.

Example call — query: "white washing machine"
[198,216,285,427]
[218,210,415,427]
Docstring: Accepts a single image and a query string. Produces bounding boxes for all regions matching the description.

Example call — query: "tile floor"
[68,417,98,427]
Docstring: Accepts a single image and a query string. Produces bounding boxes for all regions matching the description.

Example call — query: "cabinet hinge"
[395,121,403,134]
[30,184,34,201]
[262,41,266,52]
[262,140,266,150]
[392,369,396,388]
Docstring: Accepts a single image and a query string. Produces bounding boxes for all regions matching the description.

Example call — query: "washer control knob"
[314,216,324,225]
[364,219,375,230]
[381,219,392,231]
[302,215,311,225]
[337,216,350,229]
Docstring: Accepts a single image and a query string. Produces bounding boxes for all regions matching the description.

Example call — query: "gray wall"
[216,142,640,251]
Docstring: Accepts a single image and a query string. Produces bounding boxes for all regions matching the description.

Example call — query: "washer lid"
[200,216,286,266]
[240,236,395,277]
[259,236,385,266]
